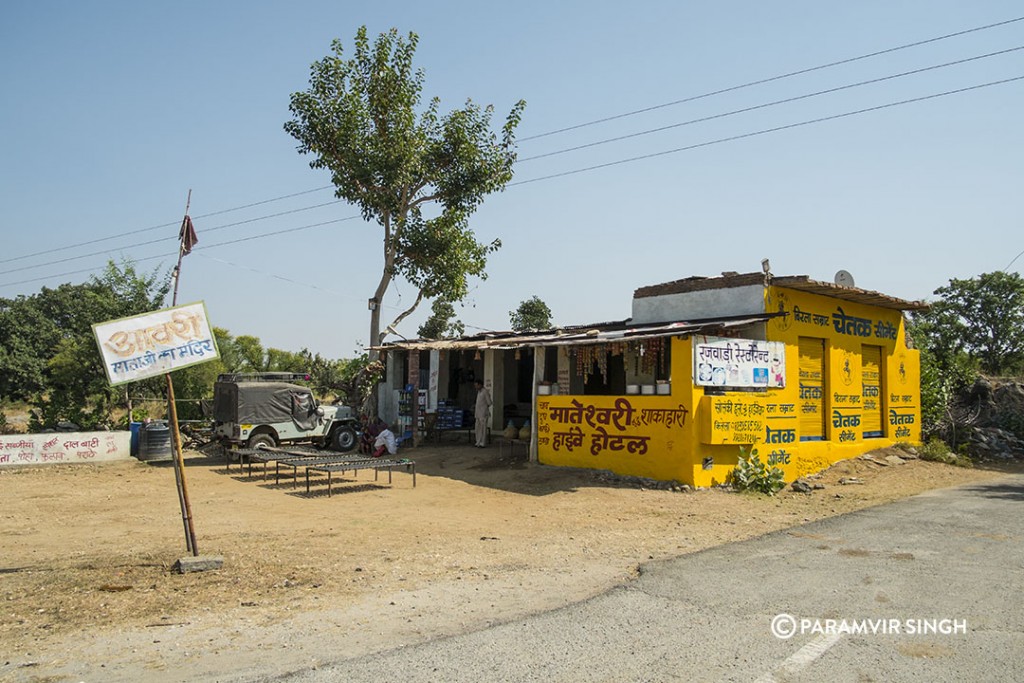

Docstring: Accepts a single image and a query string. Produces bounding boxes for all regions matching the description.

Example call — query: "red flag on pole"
[179,215,198,255]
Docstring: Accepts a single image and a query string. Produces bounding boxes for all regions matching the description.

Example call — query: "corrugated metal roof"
[377,313,776,351]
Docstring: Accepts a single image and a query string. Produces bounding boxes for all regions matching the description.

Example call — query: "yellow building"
[382,271,926,487]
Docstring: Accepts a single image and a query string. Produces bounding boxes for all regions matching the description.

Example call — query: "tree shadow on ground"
[958,477,1024,501]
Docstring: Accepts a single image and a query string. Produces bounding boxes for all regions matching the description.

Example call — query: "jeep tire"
[331,426,357,452]
[247,432,277,450]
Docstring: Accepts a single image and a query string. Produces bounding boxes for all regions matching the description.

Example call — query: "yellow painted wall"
[536,285,922,487]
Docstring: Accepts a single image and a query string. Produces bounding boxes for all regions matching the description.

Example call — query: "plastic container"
[656,382,671,395]
[129,422,142,456]
[537,384,551,395]
[626,385,640,395]
[641,385,656,395]
[138,421,173,463]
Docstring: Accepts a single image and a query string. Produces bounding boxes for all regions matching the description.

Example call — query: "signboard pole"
[167,190,198,556]
[166,372,198,555]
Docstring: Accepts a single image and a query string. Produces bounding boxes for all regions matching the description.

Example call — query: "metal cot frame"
[233,447,415,492]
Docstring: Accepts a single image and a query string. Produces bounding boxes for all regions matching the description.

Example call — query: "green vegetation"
[418,299,465,340]
[285,26,525,351]
[0,259,362,432]
[917,438,973,468]
[912,271,1024,444]
[509,295,553,332]
[730,447,786,495]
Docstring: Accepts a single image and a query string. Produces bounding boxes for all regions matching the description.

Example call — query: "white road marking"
[754,632,845,683]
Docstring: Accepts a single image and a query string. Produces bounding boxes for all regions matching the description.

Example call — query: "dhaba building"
[379,270,927,487]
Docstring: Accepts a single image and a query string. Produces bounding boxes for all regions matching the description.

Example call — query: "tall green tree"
[418,298,465,339]
[510,295,553,332]
[284,26,525,353]
[0,260,170,429]
[915,271,1024,376]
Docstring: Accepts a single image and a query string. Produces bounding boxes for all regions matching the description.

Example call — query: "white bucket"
[641,385,656,395]
[537,384,551,395]
[626,384,640,395]
[656,383,671,395]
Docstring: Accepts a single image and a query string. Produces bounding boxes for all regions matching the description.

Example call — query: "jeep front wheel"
[331,427,357,452]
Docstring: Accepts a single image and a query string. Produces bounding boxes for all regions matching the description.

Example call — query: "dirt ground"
[0,442,1016,682]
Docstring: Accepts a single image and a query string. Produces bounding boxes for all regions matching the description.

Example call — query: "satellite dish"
[834,270,856,288]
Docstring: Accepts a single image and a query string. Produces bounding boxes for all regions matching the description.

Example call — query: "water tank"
[138,421,173,463]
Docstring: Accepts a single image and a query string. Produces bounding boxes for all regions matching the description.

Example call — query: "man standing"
[474,379,492,448]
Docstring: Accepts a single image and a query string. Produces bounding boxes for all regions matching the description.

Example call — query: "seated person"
[372,423,398,458]
[360,415,384,454]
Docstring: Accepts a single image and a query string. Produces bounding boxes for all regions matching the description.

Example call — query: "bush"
[730,447,786,495]
[918,437,973,468]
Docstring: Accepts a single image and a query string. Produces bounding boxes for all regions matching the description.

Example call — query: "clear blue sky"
[2,1,1022,358]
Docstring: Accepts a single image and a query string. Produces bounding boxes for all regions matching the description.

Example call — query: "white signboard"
[93,302,219,386]
[693,335,786,388]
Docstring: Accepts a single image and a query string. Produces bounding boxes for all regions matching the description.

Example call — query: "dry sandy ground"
[0,442,1015,682]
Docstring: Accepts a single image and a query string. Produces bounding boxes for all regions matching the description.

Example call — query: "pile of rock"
[959,377,1024,459]
[965,426,1024,460]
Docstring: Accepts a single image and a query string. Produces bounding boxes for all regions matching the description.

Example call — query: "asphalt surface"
[264,474,1024,683]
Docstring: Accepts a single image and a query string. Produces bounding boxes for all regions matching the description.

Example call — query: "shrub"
[730,447,786,495]
[918,437,973,468]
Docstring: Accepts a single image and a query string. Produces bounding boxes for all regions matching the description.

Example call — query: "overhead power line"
[6,15,1019,271]
[5,16,1018,268]
[0,216,358,289]
[510,75,1024,186]
[0,185,335,266]
[2,74,1017,291]
[0,200,348,275]
[518,46,1024,163]
[2,75,1018,290]
[518,15,1024,142]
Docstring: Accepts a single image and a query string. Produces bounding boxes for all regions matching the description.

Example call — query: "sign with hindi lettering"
[92,302,220,385]
[699,395,799,445]
[693,335,785,389]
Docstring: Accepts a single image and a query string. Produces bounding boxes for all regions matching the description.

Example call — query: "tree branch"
[410,193,440,208]
[380,289,425,344]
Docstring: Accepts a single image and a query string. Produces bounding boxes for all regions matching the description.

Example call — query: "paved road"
[267,475,1024,682]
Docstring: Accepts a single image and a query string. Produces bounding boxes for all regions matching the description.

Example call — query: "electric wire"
[1,75,1018,290]
[1004,248,1024,271]
[0,216,358,289]
[192,252,407,310]
[510,75,1024,187]
[518,46,1024,163]
[7,41,1017,277]
[4,16,1018,268]
[0,185,335,265]
[517,15,1024,142]
[1,200,351,276]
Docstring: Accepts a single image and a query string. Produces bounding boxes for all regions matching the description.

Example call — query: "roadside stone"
[172,556,224,574]
[885,455,906,466]
[791,479,813,493]
[860,453,888,466]
[839,477,864,485]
